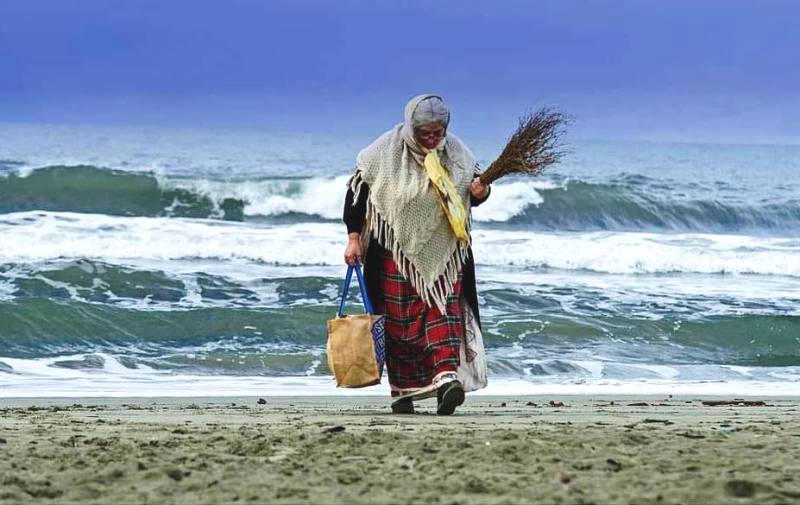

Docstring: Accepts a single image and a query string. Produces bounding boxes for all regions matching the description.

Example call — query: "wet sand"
[1,395,798,504]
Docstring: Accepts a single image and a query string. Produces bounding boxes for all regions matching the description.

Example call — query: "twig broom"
[479,108,569,185]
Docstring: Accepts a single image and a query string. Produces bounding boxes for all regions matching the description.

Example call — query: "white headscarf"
[400,94,450,154]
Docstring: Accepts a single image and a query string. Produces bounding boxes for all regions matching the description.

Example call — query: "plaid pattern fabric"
[378,249,464,394]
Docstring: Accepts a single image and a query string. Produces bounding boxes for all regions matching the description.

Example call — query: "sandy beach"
[1,395,798,504]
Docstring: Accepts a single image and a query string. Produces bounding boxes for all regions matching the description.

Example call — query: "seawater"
[1,123,799,397]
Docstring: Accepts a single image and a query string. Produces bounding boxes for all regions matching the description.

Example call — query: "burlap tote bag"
[327,264,385,388]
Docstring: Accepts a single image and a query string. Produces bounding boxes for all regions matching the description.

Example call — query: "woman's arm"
[469,174,491,207]
[343,183,369,265]
[343,183,368,233]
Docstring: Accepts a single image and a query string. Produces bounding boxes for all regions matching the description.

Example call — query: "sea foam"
[4,211,800,276]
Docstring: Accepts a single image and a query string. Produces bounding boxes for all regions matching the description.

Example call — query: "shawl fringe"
[349,171,468,314]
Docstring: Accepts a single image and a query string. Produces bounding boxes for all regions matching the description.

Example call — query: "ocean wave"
[5,165,800,233]
[0,165,245,220]
[472,229,800,275]
[0,159,26,171]
[1,261,798,372]
[0,297,797,368]
[3,212,800,276]
[0,165,353,222]
[165,174,800,233]
[1,371,799,397]
[0,298,331,359]
[164,174,351,220]
[491,180,800,233]
[0,260,345,309]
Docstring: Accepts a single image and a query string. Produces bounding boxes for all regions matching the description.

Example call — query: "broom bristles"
[479,108,568,185]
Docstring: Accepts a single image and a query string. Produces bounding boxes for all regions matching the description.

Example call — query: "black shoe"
[436,380,465,415]
[391,397,415,414]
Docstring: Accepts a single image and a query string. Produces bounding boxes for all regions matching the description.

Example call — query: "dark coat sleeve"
[342,183,384,311]
[465,171,489,327]
[343,183,369,234]
[461,248,482,329]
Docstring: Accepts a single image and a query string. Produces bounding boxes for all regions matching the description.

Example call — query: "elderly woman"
[342,94,490,415]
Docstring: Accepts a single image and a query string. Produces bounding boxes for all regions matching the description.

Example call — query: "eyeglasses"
[414,128,447,140]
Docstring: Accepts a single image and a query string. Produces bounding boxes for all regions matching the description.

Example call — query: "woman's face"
[414,122,446,150]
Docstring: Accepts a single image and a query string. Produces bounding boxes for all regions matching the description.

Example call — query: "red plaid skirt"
[377,249,464,394]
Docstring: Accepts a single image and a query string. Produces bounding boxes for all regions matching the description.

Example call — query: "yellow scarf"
[423,150,469,243]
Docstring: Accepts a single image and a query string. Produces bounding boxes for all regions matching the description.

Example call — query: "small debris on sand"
[702,400,767,407]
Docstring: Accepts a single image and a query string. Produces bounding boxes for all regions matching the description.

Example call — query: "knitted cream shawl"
[348,95,477,313]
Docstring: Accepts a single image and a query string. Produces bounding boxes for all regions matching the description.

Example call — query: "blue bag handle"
[337,263,374,316]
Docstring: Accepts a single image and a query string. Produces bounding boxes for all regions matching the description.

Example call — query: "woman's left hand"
[470,177,490,199]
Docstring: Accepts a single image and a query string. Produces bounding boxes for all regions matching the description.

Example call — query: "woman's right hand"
[344,233,363,266]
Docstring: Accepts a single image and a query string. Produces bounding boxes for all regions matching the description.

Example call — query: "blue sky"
[1,0,798,142]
